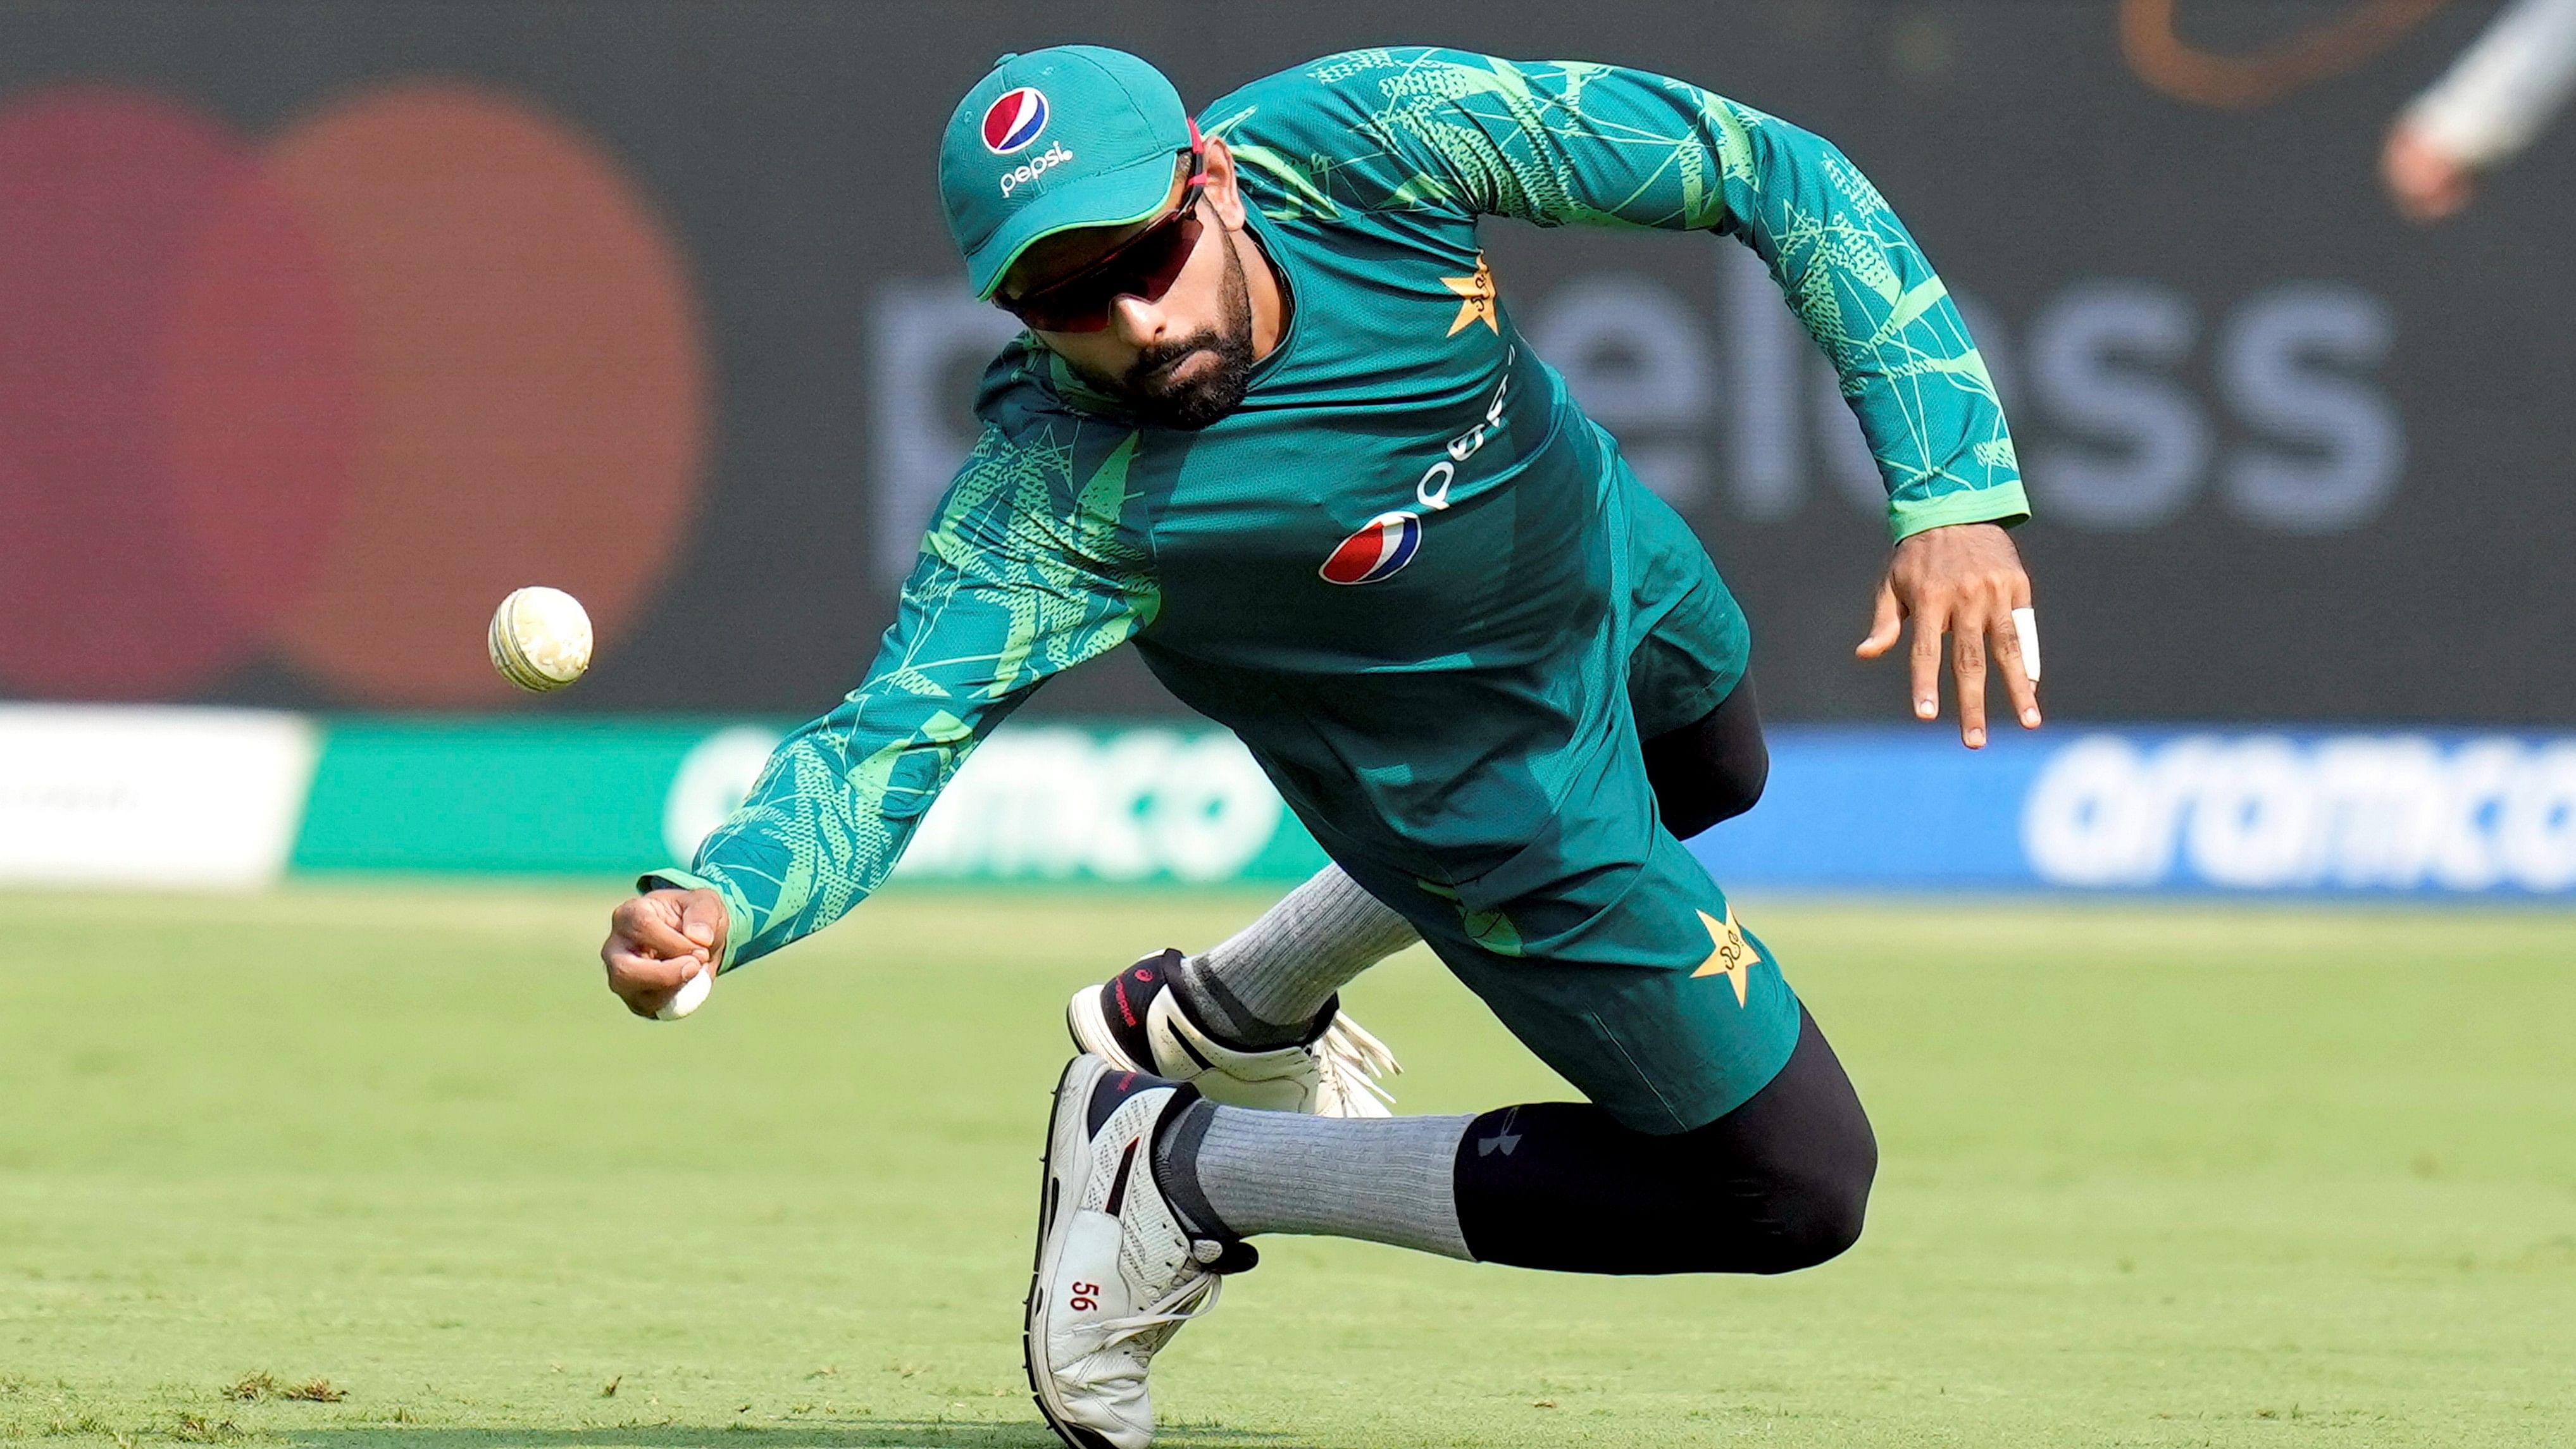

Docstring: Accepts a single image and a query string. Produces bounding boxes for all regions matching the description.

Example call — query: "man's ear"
[1202,136,1251,231]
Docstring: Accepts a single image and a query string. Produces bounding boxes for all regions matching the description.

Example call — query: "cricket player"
[600,46,2039,1448]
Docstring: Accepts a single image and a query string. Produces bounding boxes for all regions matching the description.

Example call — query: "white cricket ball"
[487,586,594,692]
[656,966,712,1022]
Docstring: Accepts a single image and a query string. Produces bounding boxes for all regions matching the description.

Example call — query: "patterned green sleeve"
[1255,48,2026,540]
[649,418,1156,970]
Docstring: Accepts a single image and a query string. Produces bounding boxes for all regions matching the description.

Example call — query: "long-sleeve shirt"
[652,48,2026,971]
[2404,0,2576,168]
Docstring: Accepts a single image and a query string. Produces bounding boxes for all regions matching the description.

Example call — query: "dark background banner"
[3,1,2565,723]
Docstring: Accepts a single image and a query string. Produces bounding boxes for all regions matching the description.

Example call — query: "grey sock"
[1156,1102,1474,1261]
[1174,865,1421,1047]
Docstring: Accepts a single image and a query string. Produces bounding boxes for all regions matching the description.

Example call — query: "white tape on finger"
[2012,607,2042,682]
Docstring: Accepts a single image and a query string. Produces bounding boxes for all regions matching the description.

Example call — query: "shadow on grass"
[277,1422,1291,1449]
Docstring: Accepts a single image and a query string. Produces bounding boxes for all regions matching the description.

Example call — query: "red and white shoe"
[1066,950,1398,1117]
[1024,1055,1251,1449]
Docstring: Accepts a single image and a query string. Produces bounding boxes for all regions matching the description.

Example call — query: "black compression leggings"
[1642,675,1769,840]
[1452,1007,1877,1274]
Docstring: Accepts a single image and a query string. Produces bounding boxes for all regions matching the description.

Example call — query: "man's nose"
[1109,293,1166,348]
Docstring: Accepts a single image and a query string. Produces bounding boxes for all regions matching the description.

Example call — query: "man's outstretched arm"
[1266,49,2039,743]
[602,420,1157,1016]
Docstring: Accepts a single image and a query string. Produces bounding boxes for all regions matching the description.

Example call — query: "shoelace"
[1317,1012,1403,1110]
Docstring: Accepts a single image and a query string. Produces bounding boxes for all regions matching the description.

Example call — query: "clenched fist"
[601,887,728,1019]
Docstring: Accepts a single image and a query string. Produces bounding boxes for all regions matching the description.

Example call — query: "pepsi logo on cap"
[982,87,1050,154]
[1319,511,1422,585]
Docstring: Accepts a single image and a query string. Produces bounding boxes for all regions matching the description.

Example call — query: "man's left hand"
[1855,521,2041,750]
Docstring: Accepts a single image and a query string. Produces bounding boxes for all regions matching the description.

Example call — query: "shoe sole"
[1024,1054,1119,1449]
[1065,986,1149,1074]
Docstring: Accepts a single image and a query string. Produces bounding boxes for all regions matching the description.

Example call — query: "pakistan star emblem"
[1691,906,1761,1007]
[1441,254,1500,336]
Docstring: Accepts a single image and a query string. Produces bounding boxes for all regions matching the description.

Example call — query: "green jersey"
[657,51,2024,1055]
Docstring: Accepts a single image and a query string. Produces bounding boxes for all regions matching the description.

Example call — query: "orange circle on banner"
[163,164,363,646]
[0,86,356,698]
[261,84,708,704]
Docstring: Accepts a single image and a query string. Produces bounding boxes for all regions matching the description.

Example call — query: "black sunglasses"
[999,149,1210,333]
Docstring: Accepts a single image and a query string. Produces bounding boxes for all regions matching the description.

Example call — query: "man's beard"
[1081,235,1257,430]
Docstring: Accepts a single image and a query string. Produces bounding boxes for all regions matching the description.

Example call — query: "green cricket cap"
[940,46,1193,301]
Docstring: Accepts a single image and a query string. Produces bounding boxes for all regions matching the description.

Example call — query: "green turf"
[3,885,2571,1448]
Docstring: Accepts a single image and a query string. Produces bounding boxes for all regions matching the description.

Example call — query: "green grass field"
[3,885,2571,1448]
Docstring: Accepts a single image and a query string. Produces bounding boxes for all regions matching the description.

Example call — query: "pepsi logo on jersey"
[1319,511,1422,585]
[1317,349,1526,585]
[981,87,1049,154]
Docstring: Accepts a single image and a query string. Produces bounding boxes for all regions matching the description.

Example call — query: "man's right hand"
[602,887,729,1018]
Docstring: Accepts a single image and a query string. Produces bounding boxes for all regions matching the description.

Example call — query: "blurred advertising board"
[1695,726,2576,897]
[8,707,2572,899]
[0,2,2569,728]
[0,706,315,888]
[290,718,1330,885]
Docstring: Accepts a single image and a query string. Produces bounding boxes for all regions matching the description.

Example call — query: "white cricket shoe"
[1066,950,1400,1117]
[1025,1055,1249,1449]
